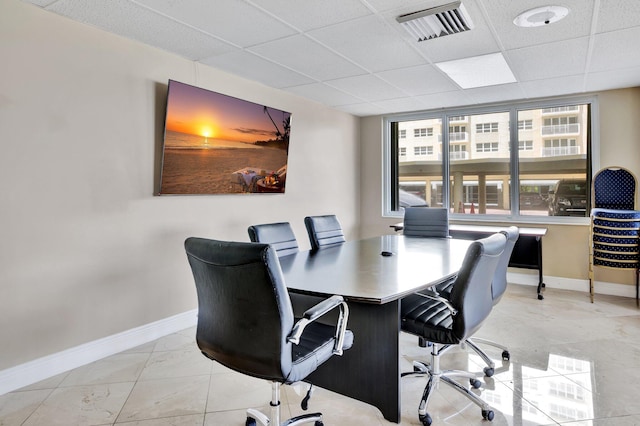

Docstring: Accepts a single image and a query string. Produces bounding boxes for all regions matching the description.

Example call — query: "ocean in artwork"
[160,131,287,194]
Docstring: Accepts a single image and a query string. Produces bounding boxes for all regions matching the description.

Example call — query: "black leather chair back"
[185,238,294,381]
[403,207,449,238]
[449,232,506,341]
[304,215,346,250]
[492,226,519,303]
[248,222,299,257]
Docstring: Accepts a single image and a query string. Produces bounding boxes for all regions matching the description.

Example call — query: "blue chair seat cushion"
[592,226,640,237]
[594,258,639,268]
[594,243,639,253]
[591,208,640,220]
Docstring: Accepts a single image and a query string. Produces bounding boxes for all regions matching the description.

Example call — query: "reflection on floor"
[2,285,640,425]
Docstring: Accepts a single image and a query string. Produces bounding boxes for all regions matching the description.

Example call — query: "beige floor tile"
[116,375,209,423]
[138,349,212,381]
[0,389,52,426]
[22,382,134,426]
[59,353,150,387]
[115,413,204,425]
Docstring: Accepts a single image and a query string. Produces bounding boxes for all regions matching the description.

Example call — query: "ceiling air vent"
[396,1,474,42]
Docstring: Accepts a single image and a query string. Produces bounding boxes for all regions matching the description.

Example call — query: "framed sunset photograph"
[159,80,291,195]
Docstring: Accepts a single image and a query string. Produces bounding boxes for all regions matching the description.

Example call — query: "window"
[518,119,533,130]
[414,128,432,137]
[476,142,498,152]
[399,130,406,139]
[385,98,594,221]
[519,140,533,150]
[414,146,430,156]
[476,122,498,133]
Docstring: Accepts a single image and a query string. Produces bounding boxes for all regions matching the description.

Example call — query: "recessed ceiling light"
[435,53,516,89]
[513,5,569,27]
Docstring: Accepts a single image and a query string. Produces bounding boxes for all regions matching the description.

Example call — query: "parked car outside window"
[548,179,588,216]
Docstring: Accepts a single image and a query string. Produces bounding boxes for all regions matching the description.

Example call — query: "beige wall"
[0,0,360,370]
[359,88,640,288]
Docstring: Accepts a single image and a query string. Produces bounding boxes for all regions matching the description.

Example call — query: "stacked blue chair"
[589,167,640,306]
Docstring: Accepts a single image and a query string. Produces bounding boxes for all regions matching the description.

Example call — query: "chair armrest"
[287,295,350,356]
[414,290,458,316]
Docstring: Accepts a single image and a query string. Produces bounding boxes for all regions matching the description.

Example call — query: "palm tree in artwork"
[263,106,290,149]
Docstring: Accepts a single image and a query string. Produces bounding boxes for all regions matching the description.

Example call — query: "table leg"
[535,236,545,300]
[306,300,401,423]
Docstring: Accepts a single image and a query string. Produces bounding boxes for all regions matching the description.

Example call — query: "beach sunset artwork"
[159,80,291,194]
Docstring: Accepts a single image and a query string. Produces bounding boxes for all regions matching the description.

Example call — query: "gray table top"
[279,235,472,304]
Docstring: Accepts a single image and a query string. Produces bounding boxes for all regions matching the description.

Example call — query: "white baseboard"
[508,272,637,298]
[0,309,197,396]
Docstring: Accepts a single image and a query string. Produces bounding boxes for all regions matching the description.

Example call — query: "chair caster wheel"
[482,409,494,421]
[502,350,510,361]
[483,367,494,377]
[419,413,432,426]
[315,421,323,426]
[470,378,482,389]
[538,294,544,300]
[246,418,256,426]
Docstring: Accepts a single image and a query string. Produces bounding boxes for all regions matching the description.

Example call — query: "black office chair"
[185,238,353,426]
[248,222,299,257]
[402,207,449,238]
[401,232,507,425]
[304,215,346,250]
[429,227,519,376]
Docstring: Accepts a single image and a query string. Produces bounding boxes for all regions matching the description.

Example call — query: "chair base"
[246,409,323,426]
[403,344,494,425]
[411,338,510,378]
[466,337,511,377]
[245,382,323,426]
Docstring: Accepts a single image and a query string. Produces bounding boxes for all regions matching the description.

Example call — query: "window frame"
[382,95,599,224]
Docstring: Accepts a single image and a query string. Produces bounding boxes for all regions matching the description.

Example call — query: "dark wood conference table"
[278,234,473,423]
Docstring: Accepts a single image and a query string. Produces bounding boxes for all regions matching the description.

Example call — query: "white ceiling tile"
[248,35,367,81]
[327,74,407,102]
[46,0,235,60]
[414,90,474,110]
[371,97,429,115]
[589,27,640,72]
[479,0,595,50]
[250,0,373,31]
[596,0,640,33]
[465,82,527,104]
[407,1,500,63]
[135,0,297,48]
[309,15,427,72]
[335,103,386,117]
[586,67,640,92]
[365,0,445,14]
[506,37,590,81]
[376,65,459,95]
[200,51,314,89]
[285,83,364,106]
[519,75,585,99]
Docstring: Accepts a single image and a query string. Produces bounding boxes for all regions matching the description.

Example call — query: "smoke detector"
[513,5,569,27]
[396,1,474,42]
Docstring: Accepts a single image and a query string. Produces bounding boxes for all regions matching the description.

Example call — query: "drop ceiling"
[21,0,640,116]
